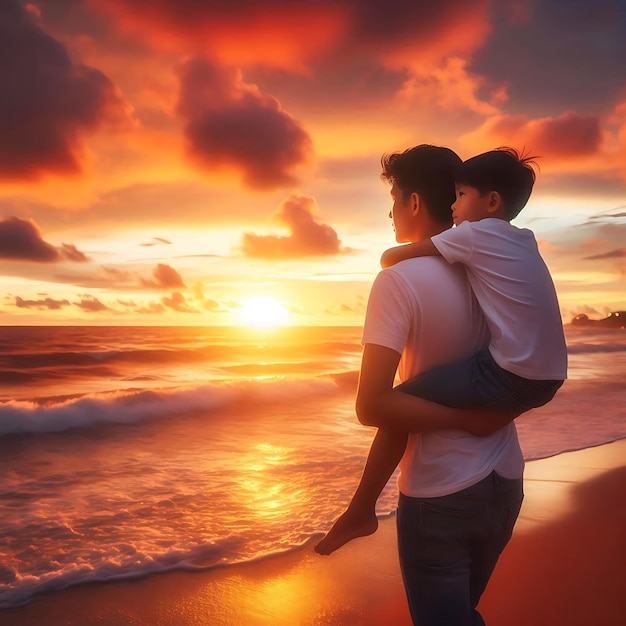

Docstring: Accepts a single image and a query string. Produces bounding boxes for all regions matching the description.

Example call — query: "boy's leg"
[396,348,510,409]
[315,428,407,555]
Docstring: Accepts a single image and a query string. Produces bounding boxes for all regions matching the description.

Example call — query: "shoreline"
[1,439,625,625]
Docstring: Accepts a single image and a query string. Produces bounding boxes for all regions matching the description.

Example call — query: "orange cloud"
[0,0,131,181]
[136,302,167,315]
[140,264,186,290]
[161,291,197,313]
[462,111,602,159]
[59,244,89,263]
[397,57,506,115]
[15,296,70,310]
[242,195,346,259]
[90,0,348,71]
[176,58,312,190]
[73,295,110,313]
[91,1,489,72]
[0,217,89,262]
[608,100,626,174]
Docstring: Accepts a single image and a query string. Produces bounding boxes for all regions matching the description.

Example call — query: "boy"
[315,147,567,556]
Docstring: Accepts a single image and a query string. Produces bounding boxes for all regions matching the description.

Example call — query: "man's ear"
[487,191,503,214]
[410,192,421,215]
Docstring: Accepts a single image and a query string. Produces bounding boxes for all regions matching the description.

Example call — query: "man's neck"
[416,221,450,241]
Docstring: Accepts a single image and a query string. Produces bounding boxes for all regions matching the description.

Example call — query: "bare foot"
[314,507,378,555]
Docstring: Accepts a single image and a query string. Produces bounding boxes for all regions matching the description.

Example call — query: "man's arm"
[380,238,440,269]
[355,343,518,436]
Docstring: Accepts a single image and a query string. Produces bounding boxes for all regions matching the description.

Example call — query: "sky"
[0,0,625,326]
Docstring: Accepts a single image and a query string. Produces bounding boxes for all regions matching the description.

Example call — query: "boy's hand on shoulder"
[380,239,441,269]
[380,246,403,269]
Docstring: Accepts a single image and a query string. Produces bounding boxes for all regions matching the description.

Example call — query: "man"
[356,145,524,625]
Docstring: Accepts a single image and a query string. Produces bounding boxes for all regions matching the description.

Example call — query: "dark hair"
[457,147,538,220]
[380,144,462,225]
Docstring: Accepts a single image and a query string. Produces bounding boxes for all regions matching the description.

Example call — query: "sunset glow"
[239,298,290,328]
[0,0,623,326]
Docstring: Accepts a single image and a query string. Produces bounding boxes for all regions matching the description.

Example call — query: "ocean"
[1,324,625,608]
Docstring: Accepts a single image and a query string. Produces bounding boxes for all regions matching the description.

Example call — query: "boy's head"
[454,147,537,222]
[380,145,462,227]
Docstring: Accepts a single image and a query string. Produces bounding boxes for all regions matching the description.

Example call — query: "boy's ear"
[487,191,502,214]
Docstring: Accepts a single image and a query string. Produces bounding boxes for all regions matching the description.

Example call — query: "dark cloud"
[176,58,312,190]
[15,296,70,310]
[0,217,58,261]
[472,0,626,117]
[0,0,130,180]
[0,216,89,262]
[242,195,346,259]
[73,295,110,312]
[585,248,626,260]
[161,291,197,313]
[345,0,491,67]
[140,264,186,289]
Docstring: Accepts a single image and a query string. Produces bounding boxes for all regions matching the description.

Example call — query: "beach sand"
[1,439,625,626]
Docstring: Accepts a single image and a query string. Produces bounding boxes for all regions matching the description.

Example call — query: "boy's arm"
[355,343,518,435]
[380,238,440,268]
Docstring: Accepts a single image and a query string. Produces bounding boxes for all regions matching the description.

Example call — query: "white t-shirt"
[363,257,524,498]
[432,218,567,380]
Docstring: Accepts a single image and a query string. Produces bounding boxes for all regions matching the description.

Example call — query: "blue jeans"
[396,471,524,626]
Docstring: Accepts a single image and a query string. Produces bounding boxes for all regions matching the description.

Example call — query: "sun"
[238,298,290,327]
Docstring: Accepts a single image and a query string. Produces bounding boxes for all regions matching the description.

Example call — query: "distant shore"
[569,311,626,329]
[1,439,625,626]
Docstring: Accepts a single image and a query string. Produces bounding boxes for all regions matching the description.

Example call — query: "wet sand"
[1,439,625,626]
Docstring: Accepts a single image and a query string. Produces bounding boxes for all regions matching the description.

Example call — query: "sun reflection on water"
[238,443,299,521]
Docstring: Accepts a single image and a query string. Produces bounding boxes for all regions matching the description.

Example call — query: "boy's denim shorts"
[396,348,563,413]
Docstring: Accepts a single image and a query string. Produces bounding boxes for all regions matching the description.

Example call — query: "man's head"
[380,145,462,242]
[453,147,537,224]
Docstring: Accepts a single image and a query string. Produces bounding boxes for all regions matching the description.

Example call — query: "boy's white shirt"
[432,218,567,380]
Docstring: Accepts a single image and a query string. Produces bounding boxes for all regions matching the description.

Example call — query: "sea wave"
[566,342,626,354]
[0,535,308,609]
[0,376,348,437]
[0,340,361,371]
